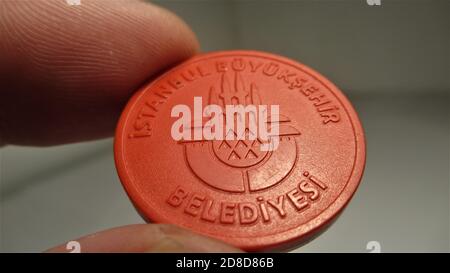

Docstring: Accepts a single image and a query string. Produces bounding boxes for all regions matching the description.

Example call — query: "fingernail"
[146,224,243,253]
[146,237,188,253]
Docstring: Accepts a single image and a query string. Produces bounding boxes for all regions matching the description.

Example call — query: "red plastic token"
[114,50,366,251]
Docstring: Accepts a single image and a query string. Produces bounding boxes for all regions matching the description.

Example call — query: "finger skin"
[45,224,243,253]
[0,0,199,146]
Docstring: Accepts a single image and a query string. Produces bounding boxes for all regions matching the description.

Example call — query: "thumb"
[45,224,243,253]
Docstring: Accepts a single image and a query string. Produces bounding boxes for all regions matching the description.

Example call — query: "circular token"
[114,50,366,251]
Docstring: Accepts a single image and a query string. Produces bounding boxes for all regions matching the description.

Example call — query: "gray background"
[1,0,449,252]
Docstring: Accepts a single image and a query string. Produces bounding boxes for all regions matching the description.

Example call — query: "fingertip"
[0,0,200,146]
[45,224,243,253]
